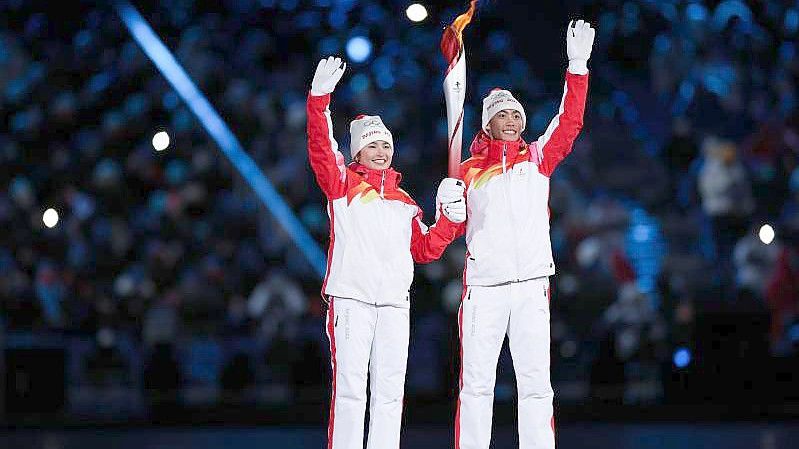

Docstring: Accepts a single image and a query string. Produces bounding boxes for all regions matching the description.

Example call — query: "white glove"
[436,178,466,223]
[566,19,595,75]
[441,200,466,223]
[311,56,346,96]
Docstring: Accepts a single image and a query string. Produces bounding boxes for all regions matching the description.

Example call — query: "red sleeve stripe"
[536,73,588,177]
[536,80,569,158]
[322,104,346,184]
[307,94,347,198]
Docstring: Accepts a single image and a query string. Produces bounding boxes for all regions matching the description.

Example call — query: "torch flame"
[451,0,477,42]
[441,1,478,70]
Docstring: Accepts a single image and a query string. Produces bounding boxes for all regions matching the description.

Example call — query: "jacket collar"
[468,129,526,162]
[350,162,402,190]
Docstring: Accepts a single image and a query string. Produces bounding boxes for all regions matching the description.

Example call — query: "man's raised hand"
[566,19,596,75]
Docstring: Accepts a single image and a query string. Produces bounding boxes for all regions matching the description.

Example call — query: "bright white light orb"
[759,224,775,245]
[43,208,59,228]
[152,131,170,151]
[406,4,428,22]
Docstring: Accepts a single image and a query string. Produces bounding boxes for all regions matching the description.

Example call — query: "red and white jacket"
[453,71,589,286]
[307,93,461,308]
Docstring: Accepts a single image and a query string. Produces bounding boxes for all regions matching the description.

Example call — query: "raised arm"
[535,20,595,177]
[307,56,348,199]
[410,211,466,264]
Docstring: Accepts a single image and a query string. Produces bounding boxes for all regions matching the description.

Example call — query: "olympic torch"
[440,1,477,178]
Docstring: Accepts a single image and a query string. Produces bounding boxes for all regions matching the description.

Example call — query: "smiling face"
[487,109,524,141]
[355,140,394,170]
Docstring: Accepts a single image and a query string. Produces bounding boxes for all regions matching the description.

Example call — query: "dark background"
[1,0,798,443]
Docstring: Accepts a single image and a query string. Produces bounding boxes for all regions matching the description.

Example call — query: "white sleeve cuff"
[567,59,589,75]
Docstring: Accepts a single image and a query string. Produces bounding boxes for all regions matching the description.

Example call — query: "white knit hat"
[349,115,393,159]
[481,89,526,132]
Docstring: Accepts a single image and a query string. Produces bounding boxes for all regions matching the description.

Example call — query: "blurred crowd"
[1,0,798,414]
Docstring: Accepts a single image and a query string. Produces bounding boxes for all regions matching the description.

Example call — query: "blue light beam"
[115,1,326,278]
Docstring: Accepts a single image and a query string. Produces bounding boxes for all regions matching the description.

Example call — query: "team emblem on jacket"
[345,181,415,206]
[462,148,530,190]
[346,181,380,204]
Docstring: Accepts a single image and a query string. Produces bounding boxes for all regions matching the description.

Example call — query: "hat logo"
[361,129,388,139]
[361,118,383,127]
[487,98,519,110]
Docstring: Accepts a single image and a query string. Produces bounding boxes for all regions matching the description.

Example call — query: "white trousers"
[325,297,410,449]
[456,277,555,449]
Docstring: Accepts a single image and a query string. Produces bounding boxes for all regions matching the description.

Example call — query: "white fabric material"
[463,152,556,286]
[436,178,466,223]
[311,56,347,96]
[567,59,588,75]
[536,82,569,158]
[322,102,347,183]
[457,277,554,449]
[481,89,527,132]
[326,297,409,449]
[437,177,465,204]
[349,115,393,158]
[464,72,588,286]
[325,195,418,308]
[441,200,466,223]
[566,19,595,76]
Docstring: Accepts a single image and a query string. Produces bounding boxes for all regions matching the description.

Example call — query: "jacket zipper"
[501,142,521,281]
[378,170,387,300]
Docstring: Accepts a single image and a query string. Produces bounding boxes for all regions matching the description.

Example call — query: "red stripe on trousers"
[548,278,555,443]
[455,301,464,449]
[455,258,469,449]
[326,299,337,449]
[324,202,337,448]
